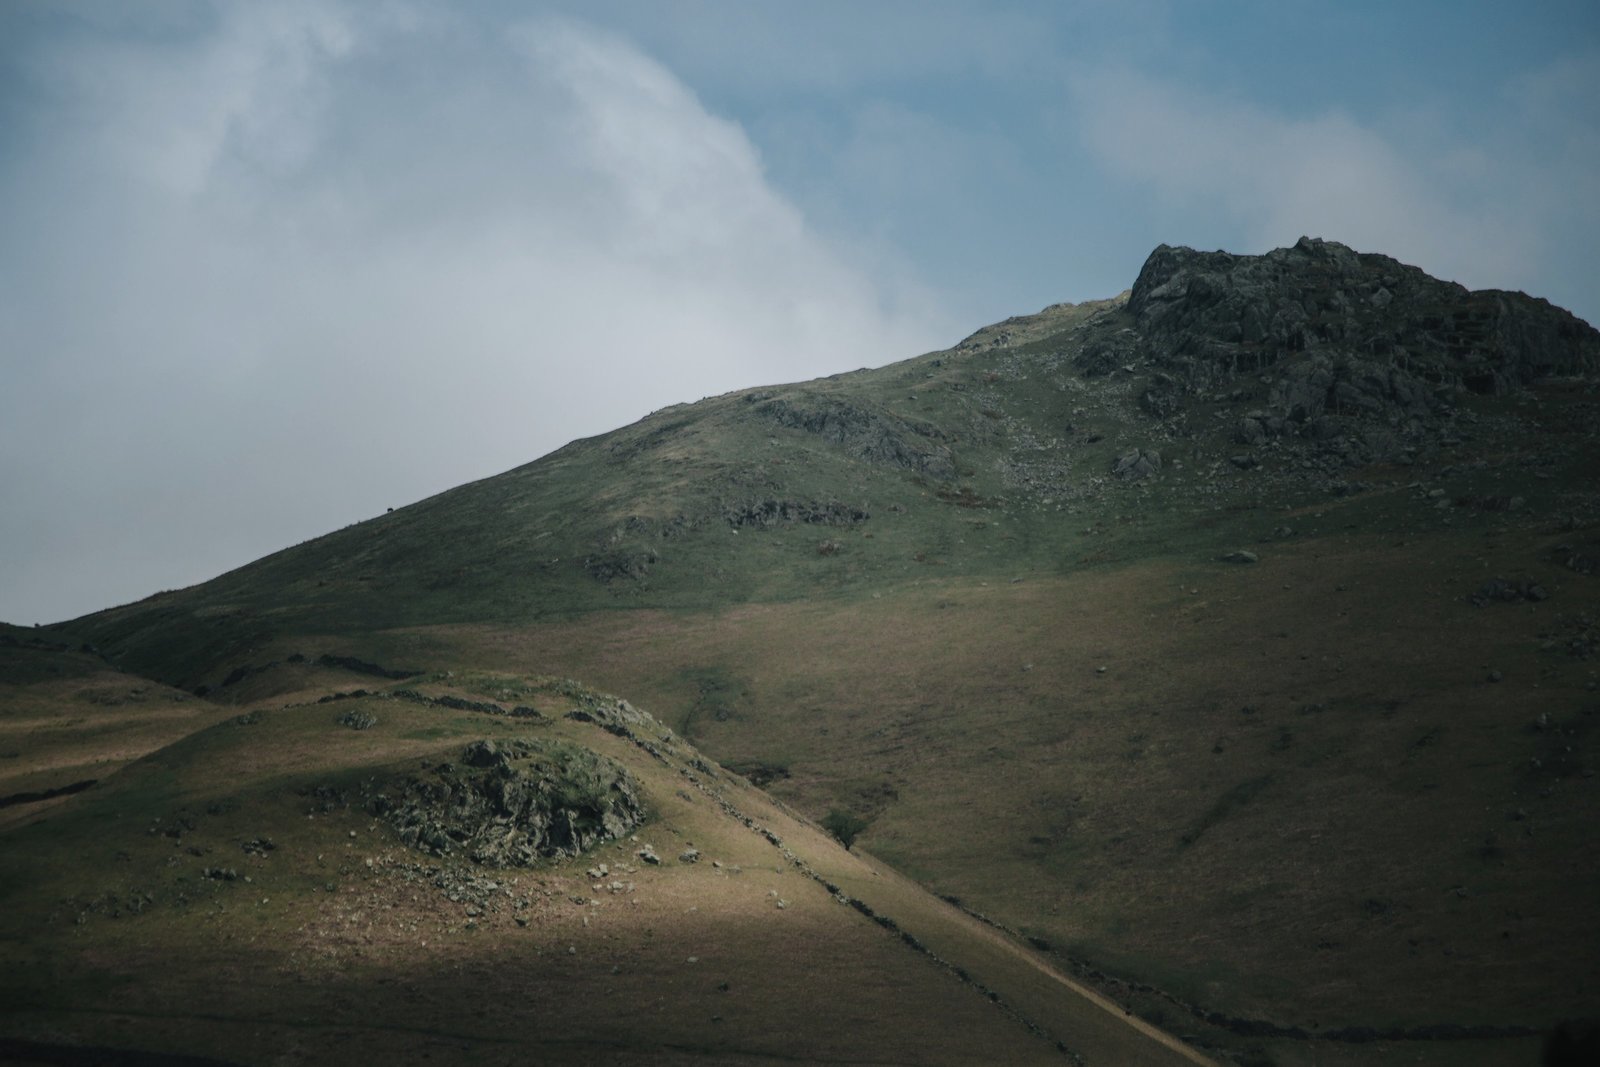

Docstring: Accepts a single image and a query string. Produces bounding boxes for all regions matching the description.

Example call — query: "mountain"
[7,237,1600,1066]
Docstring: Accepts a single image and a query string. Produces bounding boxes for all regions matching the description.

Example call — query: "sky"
[2,1,1597,625]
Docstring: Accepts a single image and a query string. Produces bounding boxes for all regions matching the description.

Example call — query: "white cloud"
[1068,65,1548,292]
[45,2,356,196]
[0,3,953,624]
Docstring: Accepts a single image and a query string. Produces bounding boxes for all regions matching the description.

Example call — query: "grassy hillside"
[0,627,236,825]
[0,665,1208,1066]
[21,238,1600,1064]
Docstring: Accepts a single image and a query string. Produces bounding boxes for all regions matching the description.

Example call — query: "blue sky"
[2,0,1597,624]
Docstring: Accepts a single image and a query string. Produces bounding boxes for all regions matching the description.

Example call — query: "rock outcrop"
[1124,236,1599,414]
[368,738,645,866]
[723,499,869,529]
[1111,448,1162,481]
[1131,237,1596,384]
[751,393,956,480]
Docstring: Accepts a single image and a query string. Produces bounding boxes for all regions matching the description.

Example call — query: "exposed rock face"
[724,499,869,528]
[368,738,645,866]
[751,393,956,480]
[564,697,655,735]
[1126,236,1599,407]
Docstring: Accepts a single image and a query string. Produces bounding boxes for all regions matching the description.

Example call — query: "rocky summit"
[1101,236,1596,461]
[4,238,1599,1067]
[1131,237,1595,388]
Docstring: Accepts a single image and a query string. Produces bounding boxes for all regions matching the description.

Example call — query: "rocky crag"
[367,738,646,866]
[1090,236,1597,465]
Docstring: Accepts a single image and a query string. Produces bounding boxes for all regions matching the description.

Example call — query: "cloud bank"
[1068,61,1599,305]
[0,4,951,624]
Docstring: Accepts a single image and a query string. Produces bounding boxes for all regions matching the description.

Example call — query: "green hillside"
[13,237,1600,1065]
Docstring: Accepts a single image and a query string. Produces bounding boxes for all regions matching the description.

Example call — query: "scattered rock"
[565,698,656,737]
[679,848,701,864]
[724,499,869,529]
[1220,550,1259,564]
[1550,544,1598,576]
[336,710,378,730]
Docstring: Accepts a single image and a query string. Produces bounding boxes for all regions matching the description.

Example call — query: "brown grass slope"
[0,628,236,829]
[0,667,1207,1066]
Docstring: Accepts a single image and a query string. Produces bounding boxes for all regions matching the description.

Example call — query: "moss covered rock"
[369,738,645,866]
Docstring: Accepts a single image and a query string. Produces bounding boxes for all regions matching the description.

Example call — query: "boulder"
[1138,374,1185,418]
[462,739,503,767]
[1112,449,1162,480]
